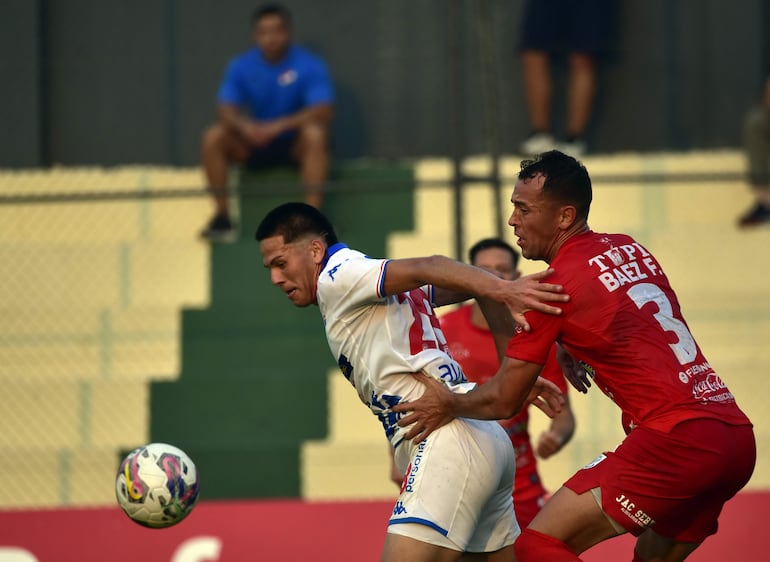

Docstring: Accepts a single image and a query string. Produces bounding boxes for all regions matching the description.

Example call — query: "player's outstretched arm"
[503,269,568,331]
[391,358,563,442]
[535,394,576,459]
[382,256,568,329]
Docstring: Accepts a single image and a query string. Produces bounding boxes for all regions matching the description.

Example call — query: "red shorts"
[564,418,755,543]
[514,493,547,529]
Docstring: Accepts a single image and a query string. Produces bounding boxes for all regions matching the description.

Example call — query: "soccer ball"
[115,442,200,528]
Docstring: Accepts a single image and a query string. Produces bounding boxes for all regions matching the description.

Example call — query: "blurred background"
[0,1,768,560]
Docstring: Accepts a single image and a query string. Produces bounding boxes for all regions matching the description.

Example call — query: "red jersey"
[507,231,752,434]
[440,305,567,502]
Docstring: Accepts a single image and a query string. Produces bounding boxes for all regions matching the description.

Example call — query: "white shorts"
[388,417,519,552]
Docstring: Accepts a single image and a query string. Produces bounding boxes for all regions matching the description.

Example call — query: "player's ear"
[558,205,578,230]
[310,238,326,264]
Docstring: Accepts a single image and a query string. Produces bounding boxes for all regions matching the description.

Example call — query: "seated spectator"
[200,3,334,242]
[737,75,770,227]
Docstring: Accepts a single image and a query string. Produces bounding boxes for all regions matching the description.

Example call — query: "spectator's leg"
[294,122,330,209]
[201,122,250,219]
[738,107,770,226]
[521,50,552,135]
[744,107,770,191]
[565,52,597,142]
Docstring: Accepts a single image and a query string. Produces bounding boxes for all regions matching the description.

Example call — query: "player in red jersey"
[440,237,575,528]
[392,151,756,562]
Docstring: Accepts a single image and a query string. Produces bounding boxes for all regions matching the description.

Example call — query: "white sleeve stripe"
[377,260,390,297]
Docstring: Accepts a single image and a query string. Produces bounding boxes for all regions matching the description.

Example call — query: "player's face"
[253,14,291,62]
[508,174,562,262]
[260,235,325,307]
[472,247,520,281]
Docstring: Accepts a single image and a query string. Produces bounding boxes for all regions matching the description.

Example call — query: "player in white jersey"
[256,202,566,562]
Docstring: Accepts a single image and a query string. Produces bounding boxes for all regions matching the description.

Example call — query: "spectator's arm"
[217,103,251,135]
[273,102,334,133]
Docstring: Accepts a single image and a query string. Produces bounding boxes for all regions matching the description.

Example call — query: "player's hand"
[391,374,455,442]
[527,375,564,419]
[555,344,592,394]
[505,269,568,331]
[535,430,563,459]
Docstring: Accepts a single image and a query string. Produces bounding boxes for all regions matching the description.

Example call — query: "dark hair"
[255,202,339,246]
[251,3,292,28]
[468,238,520,268]
[518,150,592,221]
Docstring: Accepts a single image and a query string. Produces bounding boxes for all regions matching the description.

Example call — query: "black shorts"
[518,0,617,55]
[246,133,298,170]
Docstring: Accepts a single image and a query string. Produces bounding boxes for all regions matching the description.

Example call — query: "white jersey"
[318,245,519,551]
[317,244,473,446]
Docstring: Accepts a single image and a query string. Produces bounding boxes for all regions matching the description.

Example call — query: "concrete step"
[1,240,209,309]
[0,166,212,244]
[0,306,183,381]
[0,379,148,449]
[301,372,396,500]
[0,445,126,508]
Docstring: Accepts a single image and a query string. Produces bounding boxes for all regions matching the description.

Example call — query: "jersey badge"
[278,69,297,86]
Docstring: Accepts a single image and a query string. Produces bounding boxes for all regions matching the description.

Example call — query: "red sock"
[515,528,583,561]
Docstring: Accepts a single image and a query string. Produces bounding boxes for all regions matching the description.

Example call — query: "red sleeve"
[539,343,569,394]
[504,309,562,366]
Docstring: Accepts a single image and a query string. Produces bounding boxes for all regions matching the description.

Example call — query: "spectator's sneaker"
[519,132,556,155]
[200,214,237,242]
[737,202,770,228]
[556,138,587,159]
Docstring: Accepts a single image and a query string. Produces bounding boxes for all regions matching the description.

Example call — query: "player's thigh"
[634,529,698,562]
[381,531,462,562]
[528,485,621,554]
[391,419,517,553]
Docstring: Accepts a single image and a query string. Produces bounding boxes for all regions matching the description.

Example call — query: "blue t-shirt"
[217,45,334,120]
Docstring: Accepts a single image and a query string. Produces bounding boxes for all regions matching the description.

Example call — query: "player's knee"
[514,528,582,562]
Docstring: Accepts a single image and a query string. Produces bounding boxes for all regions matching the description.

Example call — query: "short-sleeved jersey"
[440,305,567,501]
[317,244,472,447]
[507,231,752,434]
[217,45,333,121]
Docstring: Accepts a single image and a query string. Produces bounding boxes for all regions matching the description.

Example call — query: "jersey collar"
[322,242,348,270]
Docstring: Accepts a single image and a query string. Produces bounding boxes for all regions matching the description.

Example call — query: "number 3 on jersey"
[627,283,697,365]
